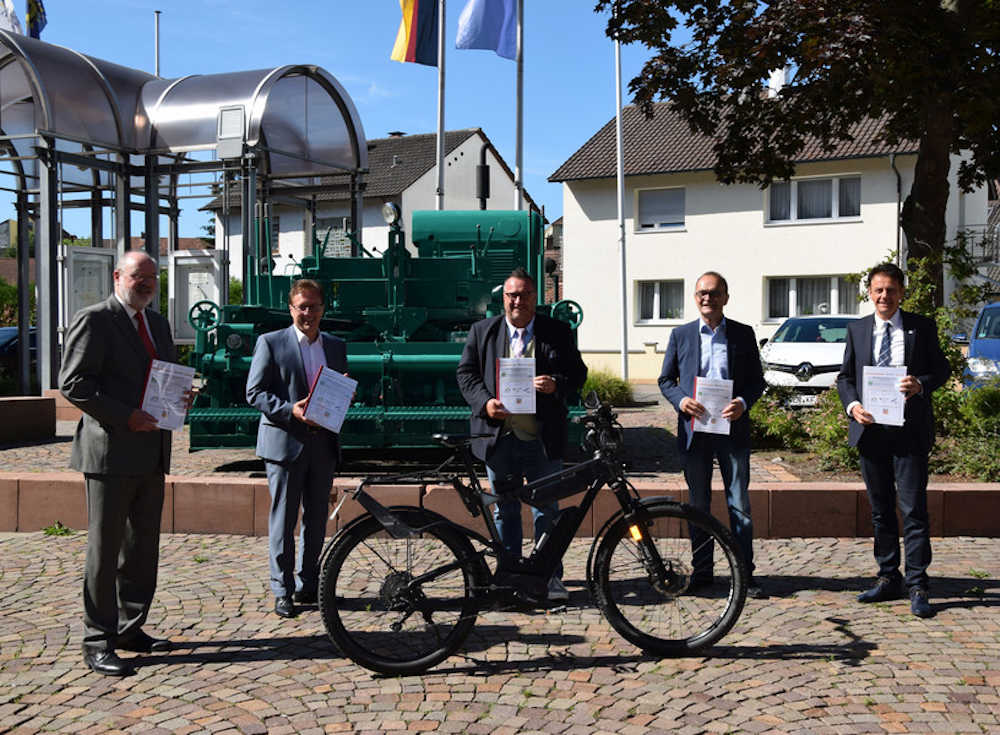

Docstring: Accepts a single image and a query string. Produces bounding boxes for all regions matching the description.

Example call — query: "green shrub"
[582,368,632,406]
[749,386,809,449]
[802,388,859,471]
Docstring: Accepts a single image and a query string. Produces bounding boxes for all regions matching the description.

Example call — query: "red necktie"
[135,311,158,360]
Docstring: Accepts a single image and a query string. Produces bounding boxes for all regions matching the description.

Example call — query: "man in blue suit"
[246,279,347,618]
[837,263,950,618]
[658,271,767,598]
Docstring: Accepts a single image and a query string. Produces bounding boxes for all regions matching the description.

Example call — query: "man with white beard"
[60,250,189,676]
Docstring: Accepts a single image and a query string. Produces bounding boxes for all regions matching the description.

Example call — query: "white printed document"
[141,359,195,431]
[862,365,906,426]
[692,376,734,435]
[497,357,536,414]
[303,367,357,433]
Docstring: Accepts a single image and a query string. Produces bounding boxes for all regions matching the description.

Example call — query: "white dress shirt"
[295,326,325,388]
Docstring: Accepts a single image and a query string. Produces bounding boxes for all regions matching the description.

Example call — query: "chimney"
[387,131,406,137]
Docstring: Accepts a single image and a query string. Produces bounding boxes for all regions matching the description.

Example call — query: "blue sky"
[4,0,659,237]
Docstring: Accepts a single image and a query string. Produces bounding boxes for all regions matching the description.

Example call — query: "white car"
[759,316,855,406]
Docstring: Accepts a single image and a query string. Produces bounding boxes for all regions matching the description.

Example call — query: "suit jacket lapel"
[860,315,875,367]
[286,326,308,394]
[901,310,916,366]
[108,296,149,362]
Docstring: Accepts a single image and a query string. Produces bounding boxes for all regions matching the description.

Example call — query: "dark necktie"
[876,321,891,367]
[135,311,158,360]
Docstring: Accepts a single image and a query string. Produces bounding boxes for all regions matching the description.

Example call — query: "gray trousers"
[264,432,337,598]
[83,472,165,653]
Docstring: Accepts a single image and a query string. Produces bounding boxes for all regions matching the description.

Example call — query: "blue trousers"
[264,432,337,598]
[681,433,755,578]
[485,433,563,578]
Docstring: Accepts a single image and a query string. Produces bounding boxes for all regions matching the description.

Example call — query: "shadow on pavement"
[754,574,1000,606]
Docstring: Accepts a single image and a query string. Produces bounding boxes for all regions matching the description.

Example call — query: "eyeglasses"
[503,291,535,302]
[291,303,324,314]
[695,289,724,300]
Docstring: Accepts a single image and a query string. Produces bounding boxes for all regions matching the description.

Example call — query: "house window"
[767,176,861,222]
[636,188,685,231]
[637,279,684,322]
[766,275,860,318]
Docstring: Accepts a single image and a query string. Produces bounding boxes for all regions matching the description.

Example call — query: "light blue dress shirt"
[699,317,729,379]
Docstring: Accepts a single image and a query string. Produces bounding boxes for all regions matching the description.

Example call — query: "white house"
[211,128,538,281]
[549,103,991,379]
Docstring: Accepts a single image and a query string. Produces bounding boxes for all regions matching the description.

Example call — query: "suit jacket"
[246,325,348,464]
[658,317,766,451]
[59,295,177,475]
[456,313,588,462]
[836,309,951,451]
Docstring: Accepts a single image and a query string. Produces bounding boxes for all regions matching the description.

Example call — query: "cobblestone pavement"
[0,385,800,482]
[1,532,998,734]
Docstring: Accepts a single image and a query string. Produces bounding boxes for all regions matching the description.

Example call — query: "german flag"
[391,0,438,66]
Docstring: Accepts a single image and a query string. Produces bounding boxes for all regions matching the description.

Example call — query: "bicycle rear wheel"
[319,509,488,675]
[592,500,747,656]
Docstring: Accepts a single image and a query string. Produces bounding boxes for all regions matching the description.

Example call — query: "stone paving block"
[422,484,489,537]
[768,485,861,538]
[43,389,83,422]
[0,474,17,531]
[173,477,256,534]
[17,472,86,531]
[942,487,1000,536]
[0,396,55,442]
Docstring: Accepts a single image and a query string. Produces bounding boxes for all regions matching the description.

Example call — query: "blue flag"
[26,0,45,38]
[455,0,516,61]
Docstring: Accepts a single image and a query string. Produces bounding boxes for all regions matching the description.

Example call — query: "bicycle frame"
[324,429,678,603]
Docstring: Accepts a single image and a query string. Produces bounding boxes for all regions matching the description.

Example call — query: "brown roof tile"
[549,103,918,183]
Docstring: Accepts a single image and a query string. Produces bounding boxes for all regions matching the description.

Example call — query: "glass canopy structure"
[0,30,367,391]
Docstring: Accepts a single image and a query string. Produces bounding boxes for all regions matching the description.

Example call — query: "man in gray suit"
[246,279,347,618]
[60,250,188,676]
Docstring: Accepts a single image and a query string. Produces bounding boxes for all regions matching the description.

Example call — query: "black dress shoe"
[83,650,134,677]
[293,588,318,605]
[275,596,296,618]
[910,588,933,618]
[858,576,904,603]
[746,577,766,599]
[118,630,172,654]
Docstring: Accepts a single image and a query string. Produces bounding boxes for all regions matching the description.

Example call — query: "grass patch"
[42,521,73,537]
[582,368,633,406]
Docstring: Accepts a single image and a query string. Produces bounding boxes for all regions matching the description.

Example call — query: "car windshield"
[770,318,853,344]
[974,308,1000,340]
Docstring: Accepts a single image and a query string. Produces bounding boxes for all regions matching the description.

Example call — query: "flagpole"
[614,26,628,380]
[513,0,523,210]
[435,0,446,211]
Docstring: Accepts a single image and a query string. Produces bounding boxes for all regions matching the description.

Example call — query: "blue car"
[965,302,1000,386]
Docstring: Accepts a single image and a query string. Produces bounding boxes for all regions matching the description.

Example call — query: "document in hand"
[303,367,357,433]
[691,376,734,435]
[141,359,195,431]
[862,365,906,426]
[496,357,535,414]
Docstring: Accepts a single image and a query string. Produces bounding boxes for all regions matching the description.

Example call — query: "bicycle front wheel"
[592,500,747,656]
[319,509,488,675]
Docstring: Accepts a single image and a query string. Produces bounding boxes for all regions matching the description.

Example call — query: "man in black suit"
[60,250,189,676]
[456,267,587,602]
[837,263,951,618]
[658,271,767,598]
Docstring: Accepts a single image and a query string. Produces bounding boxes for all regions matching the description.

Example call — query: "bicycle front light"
[629,524,643,542]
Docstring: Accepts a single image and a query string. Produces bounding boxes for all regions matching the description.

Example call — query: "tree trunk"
[900,101,953,308]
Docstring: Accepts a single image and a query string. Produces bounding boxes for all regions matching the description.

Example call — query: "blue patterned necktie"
[876,321,892,367]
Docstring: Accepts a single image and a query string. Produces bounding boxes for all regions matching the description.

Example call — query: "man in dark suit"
[60,250,187,676]
[658,271,767,598]
[837,263,950,618]
[456,267,587,602]
[246,279,347,619]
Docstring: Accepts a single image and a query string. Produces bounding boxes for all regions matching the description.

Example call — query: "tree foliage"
[596,0,1000,302]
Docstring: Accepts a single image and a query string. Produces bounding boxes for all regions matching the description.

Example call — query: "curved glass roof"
[0,32,367,184]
